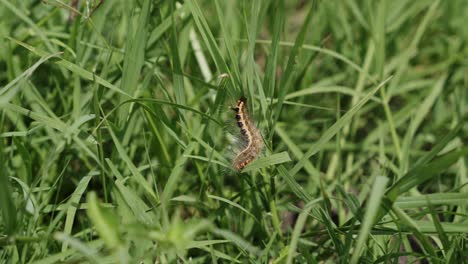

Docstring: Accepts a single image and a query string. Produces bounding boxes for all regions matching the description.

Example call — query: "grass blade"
[350,176,389,264]
[289,76,392,176]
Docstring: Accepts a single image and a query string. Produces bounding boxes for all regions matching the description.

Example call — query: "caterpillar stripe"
[231,97,263,171]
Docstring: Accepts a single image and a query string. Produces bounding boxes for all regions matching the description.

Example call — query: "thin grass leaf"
[31,240,104,264]
[401,75,446,172]
[3,103,68,132]
[286,198,322,264]
[0,137,16,235]
[161,140,198,205]
[241,152,291,173]
[346,125,467,228]
[285,85,381,103]
[8,38,130,97]
[147,2,188,46]
[170,195,197,203]
[54,233,103,263]
[320,208,345,259]
[289,76,392,176]
[395,193,468,208]
[118,0,150,124]
[276,166,312,202]
[391,205,439,261]
[207,194,257,222]
[271,1,315,137]
[0,52,61,105]
[212,228,260,256]
[275,125,321,183]
[263,1,283,100]
[393,148,468,195]
[214,0,241,86]
[350,176,389,264]
[107,121,158,202]
[426,197,450,253]
[169,2,186,109]
[186,0,238,97]
[86,192,121,249]
[255,40,378,84]
[114,180,155,226]
[1,0,56,52]
[62,174,93,252]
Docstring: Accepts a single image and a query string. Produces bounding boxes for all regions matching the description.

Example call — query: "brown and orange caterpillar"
[231,97,264,171]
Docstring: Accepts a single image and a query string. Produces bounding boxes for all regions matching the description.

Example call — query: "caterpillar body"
[231,97,264,171]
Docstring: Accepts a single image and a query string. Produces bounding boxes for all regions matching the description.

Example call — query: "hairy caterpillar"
[231,97,264,171]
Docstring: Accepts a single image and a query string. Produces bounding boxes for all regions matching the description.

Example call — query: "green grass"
[1,0,467,263]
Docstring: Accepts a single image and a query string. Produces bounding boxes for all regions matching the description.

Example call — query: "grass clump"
[1,0,467,263]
